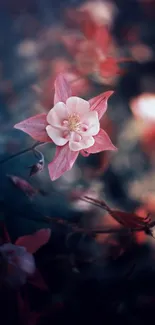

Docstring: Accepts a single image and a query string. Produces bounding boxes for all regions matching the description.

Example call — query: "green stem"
[0,142,45,165]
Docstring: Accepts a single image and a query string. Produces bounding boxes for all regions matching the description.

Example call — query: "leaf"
[14,113,51,142]
[99,57,121,78]
[83,196,152,228]
[15,228,51,254]
[109,210,152,228]
[7,175,38,199]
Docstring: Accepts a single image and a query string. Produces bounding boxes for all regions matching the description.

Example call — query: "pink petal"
[80,111,100,136]
[46,125,68,146]
[69,134,94,151]
[46,102,68,127]
[7,175,37,199]
[14,114,51,142]
[89,91,114,120]
[82,128,117,154]
[66,96,90,116]
[15,228,51,254]
[80,150,90,157]
[54,73,72,104]
[28,269,48,291]
[48,144,79,181]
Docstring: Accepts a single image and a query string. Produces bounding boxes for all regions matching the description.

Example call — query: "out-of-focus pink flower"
[14,74,116,181]
[130,93,155,122]
[0,243,35,286]
[130,93,155,161]
[0,228,51,288]
[63,11,127,81]
[78,0,118,28]
[39,57,91,110]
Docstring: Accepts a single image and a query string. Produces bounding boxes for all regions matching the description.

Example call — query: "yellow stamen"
[68,114,80,131]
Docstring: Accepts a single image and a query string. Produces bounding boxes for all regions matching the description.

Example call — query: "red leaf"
[7,175,38,199]
[15,228,51,254]
[83,197,152,228]
[99,58,121,78]
[110,210,152,228]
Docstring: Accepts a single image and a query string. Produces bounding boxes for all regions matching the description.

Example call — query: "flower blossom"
[14,74,117,181]
[46,97,100,151]
[0,243,35,286]
[0,228,51,287]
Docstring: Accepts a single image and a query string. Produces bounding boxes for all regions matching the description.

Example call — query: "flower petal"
[15,229,51,254]
[28,269,48,291]
[46,102,68,127]
[54,73,72,104]
[66,96,90,116]
[48,144,79,181]
[80,150,90,157]
[89,91,114,120]
[69,135,94,151]
[83,128,117,154]
[46,125,68,146]
[80,111,100,136]
[14,114,51,142]
[18,252,35,275]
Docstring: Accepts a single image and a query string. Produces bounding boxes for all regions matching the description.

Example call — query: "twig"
[81,196,111,213]
[91,226,146,234]
[0,142,45,165]
[79,196,154,234]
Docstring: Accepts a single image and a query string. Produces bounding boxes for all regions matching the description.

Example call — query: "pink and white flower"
[46,97,100,151]
[14,73,117,181]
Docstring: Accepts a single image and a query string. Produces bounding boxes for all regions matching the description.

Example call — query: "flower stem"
[0,142,45,165]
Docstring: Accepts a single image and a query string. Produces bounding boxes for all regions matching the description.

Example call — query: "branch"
[0,142,45,165]
[43,215,149,235]
[83,196,111,213]
[91,226,146,234]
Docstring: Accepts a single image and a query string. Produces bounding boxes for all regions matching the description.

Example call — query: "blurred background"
[0,0,155,240]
